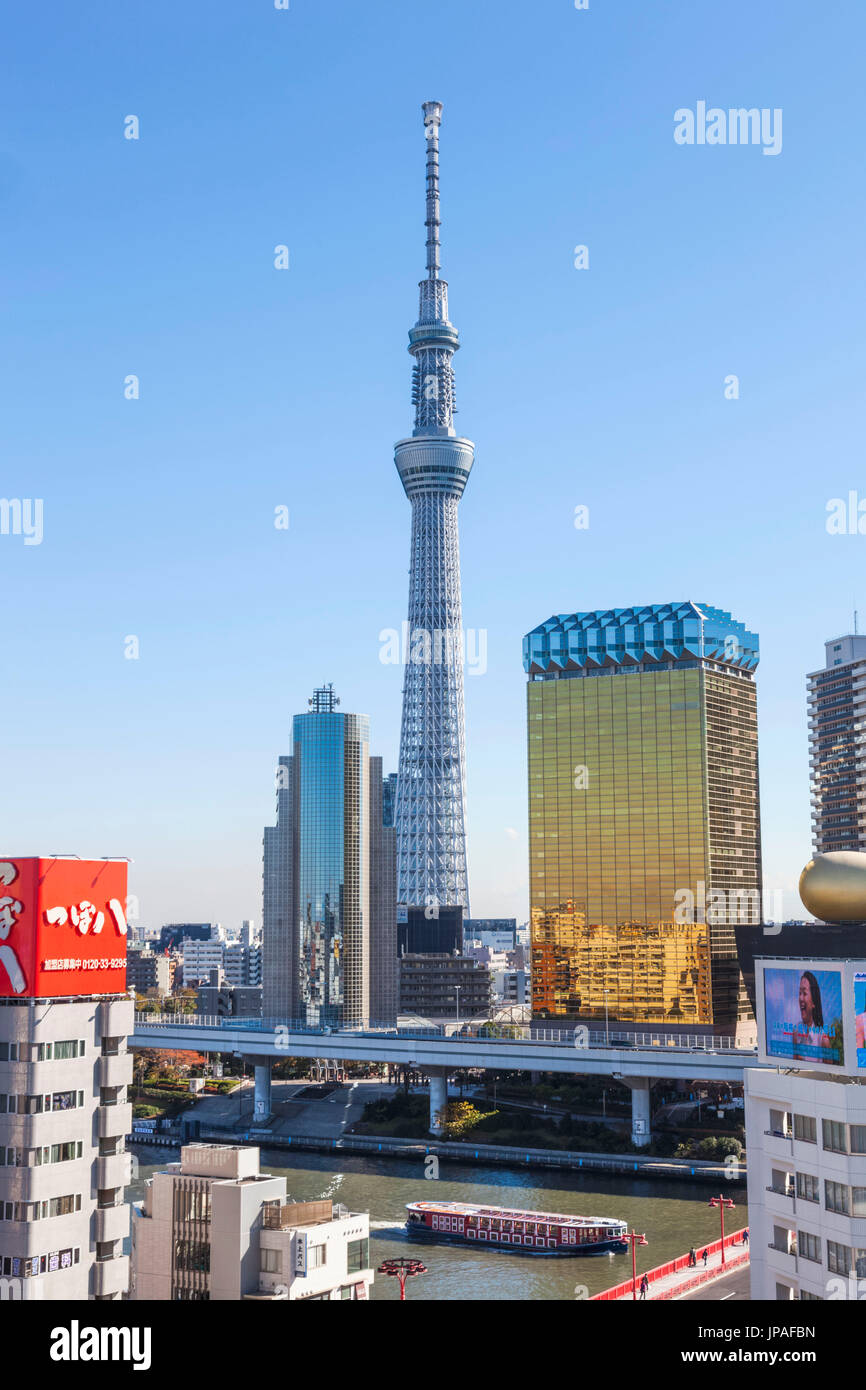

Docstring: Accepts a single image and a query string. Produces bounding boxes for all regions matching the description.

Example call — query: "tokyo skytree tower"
[394,101,473,917]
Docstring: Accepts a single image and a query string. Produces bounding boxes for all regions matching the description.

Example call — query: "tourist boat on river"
[405,1200,628,1255]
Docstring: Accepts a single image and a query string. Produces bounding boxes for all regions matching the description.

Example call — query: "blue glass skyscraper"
[263,686,397,1027]
[293,686,369,1027]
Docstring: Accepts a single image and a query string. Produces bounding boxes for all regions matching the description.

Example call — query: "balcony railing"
[133,1015,751,1054]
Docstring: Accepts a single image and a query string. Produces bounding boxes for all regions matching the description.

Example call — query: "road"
[681,1264,751,1301]
[185,1078,443,1138]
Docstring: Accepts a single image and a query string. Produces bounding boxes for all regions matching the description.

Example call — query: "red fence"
[592,1227,749,1300]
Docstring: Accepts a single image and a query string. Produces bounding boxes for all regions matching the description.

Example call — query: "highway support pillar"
[251,1057,273,1124]
[622,1076,652,1148]
[428,1067,449,1136]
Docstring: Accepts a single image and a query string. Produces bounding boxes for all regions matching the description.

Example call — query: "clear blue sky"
[2,0,863,930]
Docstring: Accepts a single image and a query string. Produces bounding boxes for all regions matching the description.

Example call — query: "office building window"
[827,1241,852,1275]
[850,1125,866,1154]
[823,1120,848,1154]
[825,1181,850,1215]
[793,1113,817,1143]
[347,1238,369,1274]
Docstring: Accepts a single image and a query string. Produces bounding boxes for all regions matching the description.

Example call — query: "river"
[130,1144,747,1300]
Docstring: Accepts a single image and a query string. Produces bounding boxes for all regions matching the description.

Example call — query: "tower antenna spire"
[422,101,443,280]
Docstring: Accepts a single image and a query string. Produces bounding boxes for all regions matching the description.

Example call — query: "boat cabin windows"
[431,1213,463,1232]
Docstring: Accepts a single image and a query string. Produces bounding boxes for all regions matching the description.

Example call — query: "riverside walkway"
[135,1121,746,1185]
[593,1229,750,1300]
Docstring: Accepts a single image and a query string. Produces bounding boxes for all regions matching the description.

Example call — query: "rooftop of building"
[177,1143,269,1181]
[523,602,759,676]
[261,1198,361,1231]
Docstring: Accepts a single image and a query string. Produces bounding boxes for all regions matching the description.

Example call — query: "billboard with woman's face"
[763,966,845,1066]
[854,973,866,1068]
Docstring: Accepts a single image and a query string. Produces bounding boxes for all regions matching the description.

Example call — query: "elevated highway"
[132,1016,764,1146]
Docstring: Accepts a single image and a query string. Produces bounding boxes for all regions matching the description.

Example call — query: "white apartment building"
[132,1144,373,1301]
[746,1067,866,1300]
[0,994,134,1300]
[181,939,226,987]
[224,942,263,989]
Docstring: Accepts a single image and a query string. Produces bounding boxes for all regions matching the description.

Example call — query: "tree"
[132,1048,160,1095]
[437,1101,494,1140]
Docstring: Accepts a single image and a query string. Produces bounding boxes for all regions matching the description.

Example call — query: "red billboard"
[0,857,128,999]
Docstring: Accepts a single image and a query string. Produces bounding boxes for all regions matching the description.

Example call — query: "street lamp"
[604,989,610,1047]
[377,1258,427,1301]
[454,985,462,1028]
[708,1195,735,1266]
[620,1230,649,1301]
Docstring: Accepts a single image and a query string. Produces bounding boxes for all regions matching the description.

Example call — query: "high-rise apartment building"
[224,940,262,988]
[523,603,761,1034]
[131,1144,374,1302]
[369,759,398,1026]
[239,919,259,949]
[262,687,397,1027]
[0,856,133,1300]
[808,633,866,855]
[263,753,294,1019]
[394,102,473,938]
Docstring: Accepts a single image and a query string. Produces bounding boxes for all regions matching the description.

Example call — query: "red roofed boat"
[406,1200,628,1255]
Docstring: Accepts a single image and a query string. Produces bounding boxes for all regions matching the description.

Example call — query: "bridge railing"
[132,1014,753,1054]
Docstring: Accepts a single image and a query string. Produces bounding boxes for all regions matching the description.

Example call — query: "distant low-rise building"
[195,971,262,1019]
[127,949,172,999]
[462,945,529,1005]
[399,953,492,1019]
[463,919,518,951]
[158,923,214,954]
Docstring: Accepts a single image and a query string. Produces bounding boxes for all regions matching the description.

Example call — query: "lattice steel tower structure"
[395,101,473,917]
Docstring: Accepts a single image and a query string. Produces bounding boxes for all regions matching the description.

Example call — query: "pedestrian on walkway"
[639,1274,649,1300]
[688,1246,697,1267]
[701,1248,708,1267]
[743,1228,749,1246]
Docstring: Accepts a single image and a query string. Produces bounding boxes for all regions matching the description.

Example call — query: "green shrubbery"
[675,1135,744,1161]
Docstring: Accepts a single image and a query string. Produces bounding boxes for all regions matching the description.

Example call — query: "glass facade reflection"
[524,604,761,1032]
[294,687,370,1028]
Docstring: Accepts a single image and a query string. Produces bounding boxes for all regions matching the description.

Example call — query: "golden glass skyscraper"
[523,603,761,1034]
